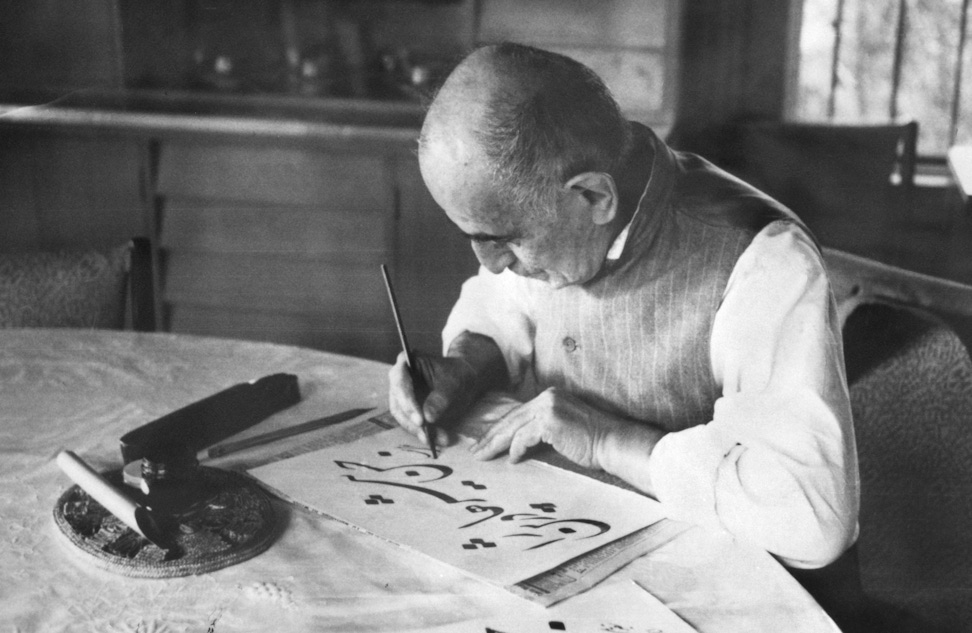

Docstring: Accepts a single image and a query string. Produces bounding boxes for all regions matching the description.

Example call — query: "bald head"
[421,46,500,146]
[419,43,632,217]
[416,45,633,287]
[417,49,496,208]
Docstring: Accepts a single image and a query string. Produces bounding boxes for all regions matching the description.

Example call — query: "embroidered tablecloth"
[0,329,836,632]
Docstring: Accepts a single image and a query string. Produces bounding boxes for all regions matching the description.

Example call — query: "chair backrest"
[825,248,972,630]
[736,121,917,262]
[0,237,156,331]
[824,247,972,351]
[669,120,918,263]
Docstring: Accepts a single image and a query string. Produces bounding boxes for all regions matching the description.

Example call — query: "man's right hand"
[387,332,509,446]
[387,352,479,447]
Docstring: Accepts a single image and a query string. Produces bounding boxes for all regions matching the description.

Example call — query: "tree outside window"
[795,0,972,155]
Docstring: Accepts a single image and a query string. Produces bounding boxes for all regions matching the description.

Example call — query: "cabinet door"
[156,140,397,360]
[0,128,148,252]
[390,156,479,357]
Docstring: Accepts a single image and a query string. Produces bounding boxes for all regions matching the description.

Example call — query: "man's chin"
[515,268,549,283]
[512,268,579,289]
[532,272,574,289]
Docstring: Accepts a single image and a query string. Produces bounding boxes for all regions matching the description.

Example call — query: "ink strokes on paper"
[337,446,610,553]
[408,581,697,633]
[249,426,666,587]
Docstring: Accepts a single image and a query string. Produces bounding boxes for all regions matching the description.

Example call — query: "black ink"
[504,518,610,551]
[529,502,557,513]
[364,495,394,505]
[549,621,566,631]
[504,531,568,550]
[343,475,485,505]
[500,513,542,521]
[515,518,610,536]
[460,504,504,528]
[397,443,436,458]
[506,532,542,538]
[334,461,453,482]
[462,538,497,550]
[461,480,487,490]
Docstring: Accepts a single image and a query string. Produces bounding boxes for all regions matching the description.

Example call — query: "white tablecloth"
[0,329,838,632]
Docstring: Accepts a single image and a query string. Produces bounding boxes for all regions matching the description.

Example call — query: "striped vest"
[527,125,798,431]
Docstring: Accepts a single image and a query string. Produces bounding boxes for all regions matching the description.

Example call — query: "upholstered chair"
[0,237,156,331]
[821,248,972,633]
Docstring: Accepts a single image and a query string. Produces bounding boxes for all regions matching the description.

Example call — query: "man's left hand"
[470,387,623,468]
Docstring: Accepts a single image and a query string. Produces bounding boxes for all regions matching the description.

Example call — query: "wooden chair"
[0,237,156,331]
[668,120,918,264]
[817,248,972,633]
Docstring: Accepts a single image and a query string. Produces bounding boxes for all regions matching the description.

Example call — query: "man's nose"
[472,241,516,274]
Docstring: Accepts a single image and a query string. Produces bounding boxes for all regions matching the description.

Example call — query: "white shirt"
[442,220,860,569]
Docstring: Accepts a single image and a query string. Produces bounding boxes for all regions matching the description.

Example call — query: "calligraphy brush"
[380,264,437,459]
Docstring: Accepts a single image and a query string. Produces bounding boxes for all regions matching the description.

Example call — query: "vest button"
[562,336,577,352]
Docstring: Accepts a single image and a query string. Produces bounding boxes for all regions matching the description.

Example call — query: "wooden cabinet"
[155,139,399,359]
[0,127,150,252]
[149,120,478,362]
[0,104,479,362]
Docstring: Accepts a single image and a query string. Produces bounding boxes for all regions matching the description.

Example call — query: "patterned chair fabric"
[844,302,972,632]
[0,244,132,329]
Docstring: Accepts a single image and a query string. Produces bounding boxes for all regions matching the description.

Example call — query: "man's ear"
[564,172,617,226]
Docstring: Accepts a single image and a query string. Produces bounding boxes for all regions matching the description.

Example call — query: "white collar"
[604,175,651,261]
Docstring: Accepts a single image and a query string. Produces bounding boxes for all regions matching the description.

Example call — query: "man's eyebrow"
[458,228,519,243]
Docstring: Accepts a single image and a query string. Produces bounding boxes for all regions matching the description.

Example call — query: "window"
[794,0,971,156]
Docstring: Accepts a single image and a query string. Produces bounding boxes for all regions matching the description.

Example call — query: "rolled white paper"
[56,450,150,541]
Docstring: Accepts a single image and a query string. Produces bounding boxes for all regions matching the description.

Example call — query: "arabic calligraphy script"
[336,443,611,552]
[250,426,662,586]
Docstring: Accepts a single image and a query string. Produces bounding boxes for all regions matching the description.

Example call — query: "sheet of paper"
[416,581,697,633]
[249,425,666,587]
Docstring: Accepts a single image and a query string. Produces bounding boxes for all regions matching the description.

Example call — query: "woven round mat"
[53,466,279,578]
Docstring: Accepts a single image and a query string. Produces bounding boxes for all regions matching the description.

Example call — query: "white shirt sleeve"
[441,267,536,390]
[648,220,860,569]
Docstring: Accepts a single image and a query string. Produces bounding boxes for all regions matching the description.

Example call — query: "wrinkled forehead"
[418,91,495,202]
[417,128,532,242]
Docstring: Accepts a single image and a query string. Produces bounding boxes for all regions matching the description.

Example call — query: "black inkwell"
[139,441,210,518]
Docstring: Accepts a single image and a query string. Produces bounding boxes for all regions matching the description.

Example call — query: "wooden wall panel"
[160,203,386,257]
[0,129,148,252]
[0,131,41,250]
[156,143,392,207]
[164,253,384,314]
[475,0,679,129]
[545,47,669,116]
[390,155,479,356]
[0,0,124,92]
[479,0,670,49]
[156,139,399,360]
[674,0,792,133]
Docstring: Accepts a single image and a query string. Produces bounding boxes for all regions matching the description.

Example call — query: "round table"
[0,329,837,632]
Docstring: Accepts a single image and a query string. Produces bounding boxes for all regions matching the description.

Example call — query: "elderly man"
[388,43,858,574]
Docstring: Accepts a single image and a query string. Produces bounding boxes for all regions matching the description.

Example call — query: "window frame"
[785,0,972,172]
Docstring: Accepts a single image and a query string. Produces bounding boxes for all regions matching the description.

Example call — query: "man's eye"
[474,237,509,247]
